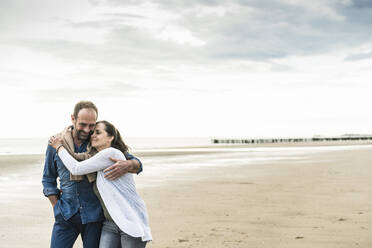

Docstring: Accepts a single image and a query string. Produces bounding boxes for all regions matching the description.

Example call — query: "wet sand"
[0,143,371,247]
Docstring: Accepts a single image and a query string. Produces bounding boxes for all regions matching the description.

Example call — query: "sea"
[0,137,213,155]
[2,137,372,169]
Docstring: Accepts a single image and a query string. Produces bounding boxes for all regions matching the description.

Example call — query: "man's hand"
[104,158,140,180]
[47,194,59,208]
[48,136,63,150]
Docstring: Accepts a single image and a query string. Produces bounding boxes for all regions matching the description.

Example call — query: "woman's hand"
[49,136,63,149]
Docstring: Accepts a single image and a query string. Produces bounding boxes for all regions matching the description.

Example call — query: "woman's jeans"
[99,220,147,248]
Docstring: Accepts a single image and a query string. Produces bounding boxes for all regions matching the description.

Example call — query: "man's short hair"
[73,101,98,119]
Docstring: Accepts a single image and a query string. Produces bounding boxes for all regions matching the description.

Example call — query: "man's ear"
[71,114,75,125]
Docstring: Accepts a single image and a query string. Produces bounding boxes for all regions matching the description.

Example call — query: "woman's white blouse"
[58,147,152,241]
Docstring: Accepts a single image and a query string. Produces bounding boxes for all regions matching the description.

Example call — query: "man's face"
[71,108,97,142]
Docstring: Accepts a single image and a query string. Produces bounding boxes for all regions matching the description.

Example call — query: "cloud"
[6,0,372,68]
[31,82,142,102]
[82,0,372,62]
[345,51,372,61]
[12,20,204,69]
[352,0,372,8]
[65,12,147,29]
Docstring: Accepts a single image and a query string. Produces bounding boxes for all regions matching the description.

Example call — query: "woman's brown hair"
[96,120,129,158]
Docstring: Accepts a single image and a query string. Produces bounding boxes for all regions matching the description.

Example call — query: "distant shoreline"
[135,139,372,150]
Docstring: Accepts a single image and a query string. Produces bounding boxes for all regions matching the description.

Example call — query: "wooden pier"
[211,135,372,144]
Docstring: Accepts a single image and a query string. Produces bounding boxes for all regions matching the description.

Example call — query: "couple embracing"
[42,101,152,248]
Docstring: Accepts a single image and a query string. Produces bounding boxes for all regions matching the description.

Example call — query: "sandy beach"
[0,143,371,248]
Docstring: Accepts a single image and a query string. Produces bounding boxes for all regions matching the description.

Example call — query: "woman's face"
[91,123,113,151]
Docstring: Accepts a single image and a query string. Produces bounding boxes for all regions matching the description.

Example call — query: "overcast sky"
[1,0,372,139]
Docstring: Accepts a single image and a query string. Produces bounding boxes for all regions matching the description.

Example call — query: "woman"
[49,120,152,248]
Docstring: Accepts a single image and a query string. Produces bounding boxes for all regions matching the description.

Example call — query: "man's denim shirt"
[42,140,143,224]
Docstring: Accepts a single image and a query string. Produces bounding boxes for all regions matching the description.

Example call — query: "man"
[42,101,142,248]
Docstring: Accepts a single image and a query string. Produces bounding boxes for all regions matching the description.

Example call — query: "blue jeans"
[51,212,102,248]
[99,220,147,248]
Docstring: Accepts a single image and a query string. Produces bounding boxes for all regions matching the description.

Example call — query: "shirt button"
[80,206,83,209]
